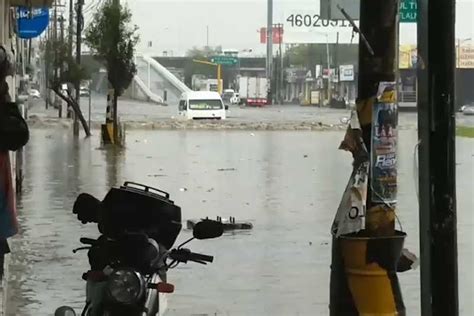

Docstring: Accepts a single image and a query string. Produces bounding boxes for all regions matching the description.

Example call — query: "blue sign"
[16,7,49,39]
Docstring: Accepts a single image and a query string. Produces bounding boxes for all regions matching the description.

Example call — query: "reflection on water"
[5,129,474,315]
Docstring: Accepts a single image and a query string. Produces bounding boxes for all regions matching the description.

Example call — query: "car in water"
[80,87,90,97]
[178,91,226,120]
[222,89,239,106]
[462,104,474,115]
[28,89,41,99]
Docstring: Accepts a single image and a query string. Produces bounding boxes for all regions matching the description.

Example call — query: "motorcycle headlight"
[107,269,145,305]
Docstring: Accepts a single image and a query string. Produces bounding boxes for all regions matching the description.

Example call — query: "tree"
[43,36,91,136]
[186,45,222,58]
[85,1,139,145]
[184,46,222,88]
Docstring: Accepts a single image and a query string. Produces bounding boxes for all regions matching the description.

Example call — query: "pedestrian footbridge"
[126,55,191,105]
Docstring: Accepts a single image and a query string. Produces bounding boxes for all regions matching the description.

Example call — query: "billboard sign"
[339,65,355,81]
[260,26,284,44]
[16,6,49,39]
[400,0,417,23]
[282,10,359,44]
[458,45,474,69]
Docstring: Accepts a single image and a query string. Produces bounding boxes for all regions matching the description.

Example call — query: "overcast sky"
[82,0,474,56]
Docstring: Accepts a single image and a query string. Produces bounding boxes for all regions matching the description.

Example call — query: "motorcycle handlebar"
[188,252,214,263]
[80,237,98,246]
[169,248,214,264]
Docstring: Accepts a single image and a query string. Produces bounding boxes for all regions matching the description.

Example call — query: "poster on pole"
[371,82,398,204]
[332,111,369,237]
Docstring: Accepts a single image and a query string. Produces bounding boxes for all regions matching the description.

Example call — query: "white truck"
[238,77,268,106]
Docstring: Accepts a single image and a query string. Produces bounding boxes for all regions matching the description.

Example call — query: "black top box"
[99,182,182,250]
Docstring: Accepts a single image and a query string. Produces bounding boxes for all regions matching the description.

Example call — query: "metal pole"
[69,0,73,58]
[279,27,283,104]
[53,1,58,109]
[266,0,273,104]
[74,0,83,136]
[217,64,222,95]
[59,15,64,118]
[88,86,91,130]
[326,34,331,104]
[206,25,209,47]
[417,0,459,314]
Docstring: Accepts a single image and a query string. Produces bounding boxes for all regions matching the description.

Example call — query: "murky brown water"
[5,129,474,315]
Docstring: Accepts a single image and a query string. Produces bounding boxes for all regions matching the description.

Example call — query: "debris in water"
[309,241,313,246]
[250,133,255,136]
[187,216,253,231]
[303,154,308,158]
[217,168,236,171]
[179,188,188,192]
[207,188,214,192]
[148,174,167,178]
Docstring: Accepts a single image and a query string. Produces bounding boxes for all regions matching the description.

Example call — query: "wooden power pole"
[330,1,406,315]
[74,0,84,136]
[417,0,459,314]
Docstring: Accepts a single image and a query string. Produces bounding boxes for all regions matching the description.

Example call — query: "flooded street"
[5,128,474,315]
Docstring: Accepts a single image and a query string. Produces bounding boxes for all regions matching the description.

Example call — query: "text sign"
[16,6,49,39]
[210,56,238,66]
[400,0,417,23]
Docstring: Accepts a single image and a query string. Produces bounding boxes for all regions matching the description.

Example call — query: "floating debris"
[217,168,236,172]
[187,216,253,231]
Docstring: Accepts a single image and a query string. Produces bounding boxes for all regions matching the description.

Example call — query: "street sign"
[400,0,417,23]
[339,65,355,81]
[16,6,49,39]
[210,56,238,66]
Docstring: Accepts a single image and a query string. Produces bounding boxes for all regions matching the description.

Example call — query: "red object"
[260,26,284,44]
[157,282,175,293]
[247,98,268,107]
[0,153,17,239]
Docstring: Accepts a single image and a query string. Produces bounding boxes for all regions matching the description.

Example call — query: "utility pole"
[266,0,273,105]
[417,0,459,314]
[58,15,65,118]
[67,0,74,118]
[335,32,340,98]
[53,0,58,110]
[330,1,405,315]
[74,0,84,136]
[69,0,74,58]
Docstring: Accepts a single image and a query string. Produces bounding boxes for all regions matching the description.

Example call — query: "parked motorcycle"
[55,182,224,316]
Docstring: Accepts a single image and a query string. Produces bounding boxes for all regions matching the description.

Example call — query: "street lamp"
[457,37,472,68]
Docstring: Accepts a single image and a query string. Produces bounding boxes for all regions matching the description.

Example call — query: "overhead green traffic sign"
[400,0,417,23]
[210,56,238,66]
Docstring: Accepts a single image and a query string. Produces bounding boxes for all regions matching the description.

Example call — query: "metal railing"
[399,90,417,103]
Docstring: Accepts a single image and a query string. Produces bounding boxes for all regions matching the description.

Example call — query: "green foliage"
[456,126,474,138]
[85,1,139,97]
[43,37,89,89]
[285,44,358,68]
[186,46,222,58]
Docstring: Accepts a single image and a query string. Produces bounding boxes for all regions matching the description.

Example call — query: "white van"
[178,91,226,120]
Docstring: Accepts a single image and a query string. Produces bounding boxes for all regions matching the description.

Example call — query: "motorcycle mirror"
[193,219,224,240]
[73,193,101,224]
[55,306,76,316]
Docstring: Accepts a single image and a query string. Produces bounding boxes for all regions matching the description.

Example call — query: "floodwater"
[5,129,474,316]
